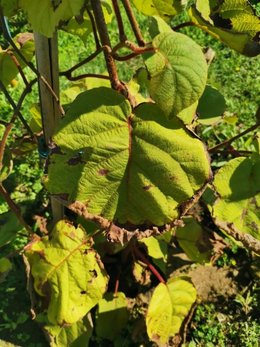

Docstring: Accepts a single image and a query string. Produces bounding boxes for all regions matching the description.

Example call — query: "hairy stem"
[90,0,127,94]
[134,246,166,284]
[121,0,145,46]
[87,8,101,49]
[172,21,196,31]
[112,0,127,42]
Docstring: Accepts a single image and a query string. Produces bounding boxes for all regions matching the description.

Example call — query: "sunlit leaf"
[45,87,211,226]
[177,101,198,125]
[132,0,187,21]
[29,104,42,133]
[145,32,208,117]
[0,148,13,183]
[213,156,260,239]
[0,33,34,87]
[149,15,172,38]
[20,0,85,37]
[189,0,260,56]
[25,219,108,325]
[96,292,129,341]
[146,277,196,345]
[197,85,226,124]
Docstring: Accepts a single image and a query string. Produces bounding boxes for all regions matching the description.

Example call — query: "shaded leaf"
[25,219,108,325]
[176,217,212,263]
[0,211,23,248]
[96,292,129,341]
[29,104,42,133]
[213,156,260,240]
[45,87,211,226]
[62,2,113,44]
[177,101,198,125]
[197,85,226,124]
[0,0,19,16]
[0,33,34,87]
[146,277,196,345]
[132,260,151,286]
[145,32,208,117]
[149,15,172,38]
[0,257,12,283]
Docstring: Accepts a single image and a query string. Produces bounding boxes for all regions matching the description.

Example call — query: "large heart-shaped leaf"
[146,277,196,345]
[145,32,208,117]
[20,0,85,37]
[45,88,211,226]
[25,220,108,325]
[213,155,260,240]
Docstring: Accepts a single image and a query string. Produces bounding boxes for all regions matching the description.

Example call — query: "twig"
[8,51,30,87]
[112,0,127,42]
[133,245,166,284]
[87,8,101,50]
[215,219,260,255]
[60,48,103,78]
[0,79,37,138]
[0,184,33,234]
[121,0,145,46]
[209,122,259,153]
[0,11,64,116]
[172,21,196,31]
[64,73,111,82]
[90,0,127,94]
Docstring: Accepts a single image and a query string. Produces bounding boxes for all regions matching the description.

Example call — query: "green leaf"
[96,292,129,341]
[45,315,93,347]
[0,257,12,283]
[177,101,198,125]
[28,104,42,133]
[132,260,151,286]
[20,0,85,37]
[0,148,13,183]
[189,1,260,57]
[0,0,19,16]
[0,211,24,248]
[149,15,172,38]
[213,156,260,239]
[139,236,168,274]
[145,32,208,117]
[197,85,226,124]
[45,87,211,226]
[146,277,196,345]
[176,217,212,263]
[25,220,108,325]
[0,33,34,87]
[62,2,113,44]
[132,0,187,21]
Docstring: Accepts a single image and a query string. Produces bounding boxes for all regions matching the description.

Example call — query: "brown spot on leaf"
[51,146,64,155]
[89,269,97,279]
[80,290,87,295]
[98,168,109,176]
[143,184,153,191]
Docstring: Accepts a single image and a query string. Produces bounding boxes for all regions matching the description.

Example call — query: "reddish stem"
[112,0,127,42]
[134,246,166,284]
[121,0,145,46]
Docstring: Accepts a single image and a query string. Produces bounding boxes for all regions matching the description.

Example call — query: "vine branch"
[209,121,260,153]
[112,0,127,42]
[121,0,145,46]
